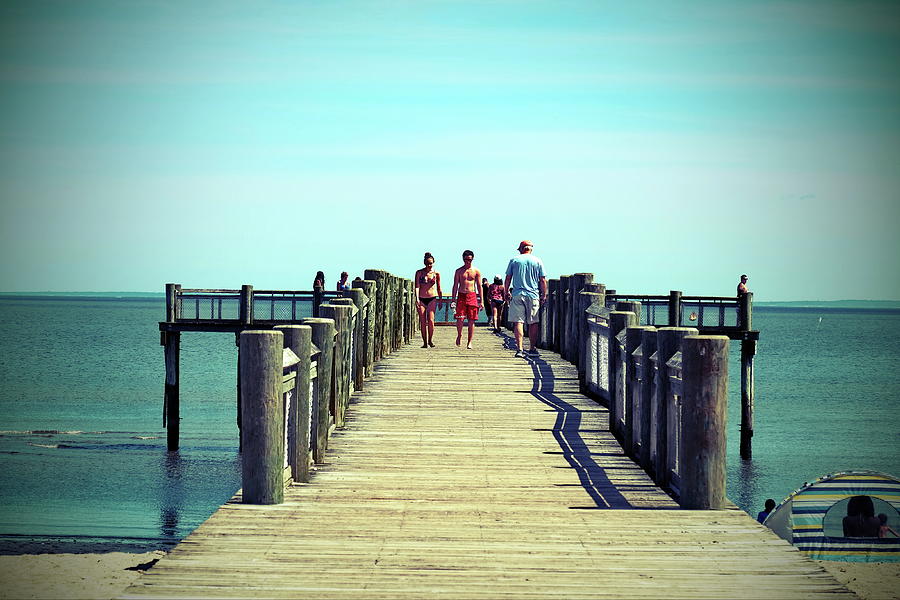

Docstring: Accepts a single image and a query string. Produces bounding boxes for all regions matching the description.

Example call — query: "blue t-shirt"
[506,254,546,299]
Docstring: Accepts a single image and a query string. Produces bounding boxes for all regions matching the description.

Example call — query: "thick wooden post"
[240,285,253,325]
[577,291,605,392]
[162,331,180,451]
[680,335,729,509]
[616,300,641,324]
[669,290,682,327]
[238,330,284,505]
[319,304,351,428]
[558,275,570,357]
[607,310,636,441]
[313,283,324,318]
[738,291,753,331]
[354,279,377,376]
[740,338,757,459]
[301,317,335,461]
[653,327,698,487]
[625,325,654,457]
[345,288,367,391]
[548,279,559,351]
[165,283,180,322]
[274,325,312,484]
[639,327,658,471]
[568,273,593,365]
[364,270,386,361]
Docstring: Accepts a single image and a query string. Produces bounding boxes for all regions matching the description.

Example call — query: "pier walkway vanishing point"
[123,327,850,599]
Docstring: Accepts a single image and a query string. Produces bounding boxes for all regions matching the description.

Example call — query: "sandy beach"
[0,550,897,600]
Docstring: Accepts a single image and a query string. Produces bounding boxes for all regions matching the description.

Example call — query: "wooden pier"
[130,332,849,597]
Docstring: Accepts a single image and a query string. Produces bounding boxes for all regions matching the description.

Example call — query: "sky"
[1,1,898,301]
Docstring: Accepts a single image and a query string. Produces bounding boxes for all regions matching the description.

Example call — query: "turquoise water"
[0,297,898,552]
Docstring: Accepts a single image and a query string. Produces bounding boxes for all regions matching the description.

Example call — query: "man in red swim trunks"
[451,249,483,349]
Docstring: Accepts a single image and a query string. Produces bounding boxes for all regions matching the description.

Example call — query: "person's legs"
[456,317,463,345]
[513,322,524,351]
[417,302,428,347]
[528,321,539,351]
[426,302,437,346]
[467,319,475,349]
[492,304,501,332]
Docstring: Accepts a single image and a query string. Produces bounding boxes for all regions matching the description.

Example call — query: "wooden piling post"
[577,291,605,392]
[274,325,312,483]
[344,288,367,391]
[238,330,284,504]
[364,270,386,361]
[608,310,636,441]
[162,331,180,451]
[548,279,559,351]
[165,283,180,322]
[354,279,377,376]
[240,285,254,325]
[740,338,756,459]
[300,317,335,461]
[319,304,351,428]
[625,325,654,457]
[313,283,324,318]
[669,291,682,327]
[558,275,570,357]
[638,327,658,471]
[616,300,641,324]
[568,273,593,365]
[653,327,698,488]
[680,335,729,509]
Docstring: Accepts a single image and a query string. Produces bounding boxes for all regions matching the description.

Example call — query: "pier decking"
[123,328,850,599]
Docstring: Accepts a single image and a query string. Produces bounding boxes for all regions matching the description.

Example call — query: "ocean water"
[0,297,898,552]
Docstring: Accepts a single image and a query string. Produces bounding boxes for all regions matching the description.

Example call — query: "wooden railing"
[160,270,418,504]
[532,273,755,509]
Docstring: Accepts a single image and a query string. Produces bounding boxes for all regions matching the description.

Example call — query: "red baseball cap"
[518,240,533,249]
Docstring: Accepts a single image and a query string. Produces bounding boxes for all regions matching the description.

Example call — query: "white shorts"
[508,295,540,324]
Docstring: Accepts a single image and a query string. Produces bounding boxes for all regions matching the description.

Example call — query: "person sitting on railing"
[737,274,750,296]
[313,271,325,289]
[336,271,350,291]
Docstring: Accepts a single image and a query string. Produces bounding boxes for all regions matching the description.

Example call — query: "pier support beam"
[162,331,180,452]
[680,335,729,510]
[740,338,756,459]
[238,330,284,505]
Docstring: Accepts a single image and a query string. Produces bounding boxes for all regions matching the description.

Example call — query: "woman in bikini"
[488,275,506,333]
[415,252,442,348]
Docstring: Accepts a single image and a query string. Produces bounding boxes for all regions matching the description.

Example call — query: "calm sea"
[0,297,898,552]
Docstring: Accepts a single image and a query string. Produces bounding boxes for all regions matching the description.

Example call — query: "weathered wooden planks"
[122,328,852,599]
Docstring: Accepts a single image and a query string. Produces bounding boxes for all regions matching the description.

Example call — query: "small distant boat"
[763,470,900,562]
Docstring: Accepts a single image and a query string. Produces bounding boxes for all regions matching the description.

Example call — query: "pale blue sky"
[2,1,898,300]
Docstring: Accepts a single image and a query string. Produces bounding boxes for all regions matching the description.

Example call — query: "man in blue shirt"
[504,240,547,358]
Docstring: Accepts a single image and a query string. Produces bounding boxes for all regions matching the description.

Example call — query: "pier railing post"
[162,331,181,451]
[625,325,654,458]
[577,291,605,392]
[354,279,377,376]
[301,318,335,461]
[608,310,636,442]
[548,279,559,351]
[319,304,352,428]
[364,270,386,361]
[638,328,658,471]
[653,327,697,488]
[680,335,729,509]
[558,275,570,357]
[239,330,285,504]
[165,283,180,323]
[616,300,641,324]
[668,291,682,327]
[274,325,313,484]
[240,285,254,325]
[345,288,367,391]
[738,291,755,459]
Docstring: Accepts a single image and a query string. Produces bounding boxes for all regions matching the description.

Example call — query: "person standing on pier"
[415,252,442,348]
[505,240,547,358]
[737,274,750,295]
[451,250,483,349]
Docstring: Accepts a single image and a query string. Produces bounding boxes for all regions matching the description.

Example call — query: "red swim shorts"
[455,292,480,321]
